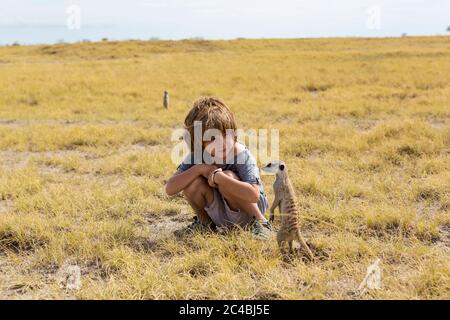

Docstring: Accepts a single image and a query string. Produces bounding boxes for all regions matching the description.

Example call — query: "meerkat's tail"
[296,229,315,261]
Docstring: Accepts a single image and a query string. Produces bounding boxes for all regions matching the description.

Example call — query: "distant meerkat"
[163,90,169,109]
[262,160,314,260]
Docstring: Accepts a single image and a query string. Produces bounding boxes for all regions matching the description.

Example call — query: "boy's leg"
[217,170,266,221]
[183,176,214,225]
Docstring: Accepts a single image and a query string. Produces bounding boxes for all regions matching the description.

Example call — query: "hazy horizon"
[1,0,449,45]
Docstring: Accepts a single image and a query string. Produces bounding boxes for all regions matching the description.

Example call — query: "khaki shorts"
[204,189,254,228]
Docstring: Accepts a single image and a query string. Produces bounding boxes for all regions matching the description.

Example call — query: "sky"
[0,0,449,45]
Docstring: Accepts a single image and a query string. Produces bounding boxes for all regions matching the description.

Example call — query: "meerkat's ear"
[279,164,285,171]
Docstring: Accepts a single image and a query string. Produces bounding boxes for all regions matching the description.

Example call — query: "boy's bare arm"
[213,172,260,203]
[165,164,217,196]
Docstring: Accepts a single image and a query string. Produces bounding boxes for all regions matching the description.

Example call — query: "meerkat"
[261,160,314,260]
[163,90,169,109]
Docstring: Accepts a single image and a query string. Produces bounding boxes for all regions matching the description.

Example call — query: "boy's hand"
[198,164,218,179]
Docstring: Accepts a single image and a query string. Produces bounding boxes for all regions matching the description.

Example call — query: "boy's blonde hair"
[184,96,237,151]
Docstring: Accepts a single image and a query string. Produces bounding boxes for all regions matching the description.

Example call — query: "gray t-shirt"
[177,147,268,214]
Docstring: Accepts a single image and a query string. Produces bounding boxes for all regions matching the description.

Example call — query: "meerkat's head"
[261,160,287,177]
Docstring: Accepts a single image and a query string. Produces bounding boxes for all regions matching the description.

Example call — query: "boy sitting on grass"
[165,97,273,240]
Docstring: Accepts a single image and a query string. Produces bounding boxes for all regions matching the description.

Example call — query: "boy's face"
[203,133,235,162]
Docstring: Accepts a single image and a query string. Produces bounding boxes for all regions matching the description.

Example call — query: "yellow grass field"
[0,37,449,299]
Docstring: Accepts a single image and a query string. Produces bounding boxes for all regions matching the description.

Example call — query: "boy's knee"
[183,176,208,197]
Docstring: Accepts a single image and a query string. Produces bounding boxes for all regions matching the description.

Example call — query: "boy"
[165,97,273,240]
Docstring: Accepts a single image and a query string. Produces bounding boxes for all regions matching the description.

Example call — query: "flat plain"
[0,36,448,299]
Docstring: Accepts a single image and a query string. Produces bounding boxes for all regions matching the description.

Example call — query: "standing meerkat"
[163,90,169,109]
[262,160,314,260]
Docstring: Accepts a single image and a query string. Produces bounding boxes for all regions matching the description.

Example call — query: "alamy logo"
[66,5,81,30]
[170,121,279,170]
[366,5,381,30]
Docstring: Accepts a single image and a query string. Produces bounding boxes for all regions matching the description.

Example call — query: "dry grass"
[0,37,449,299]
